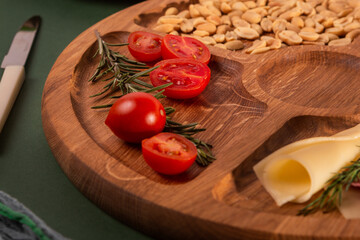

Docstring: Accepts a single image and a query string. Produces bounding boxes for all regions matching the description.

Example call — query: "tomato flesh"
[142,132,197,175]
[150,58,211,99]
[128,31,163,62]
[161,35,211,64]
[105,92,166,143]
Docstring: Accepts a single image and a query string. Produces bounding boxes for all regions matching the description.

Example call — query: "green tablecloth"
[0,0,151,239]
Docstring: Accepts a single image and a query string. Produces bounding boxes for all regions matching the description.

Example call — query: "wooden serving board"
[41,0,360,239]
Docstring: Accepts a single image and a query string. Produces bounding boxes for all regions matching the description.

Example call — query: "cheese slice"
[253,124,360,206]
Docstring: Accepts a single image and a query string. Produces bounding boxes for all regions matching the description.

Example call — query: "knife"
[0,16,41,133]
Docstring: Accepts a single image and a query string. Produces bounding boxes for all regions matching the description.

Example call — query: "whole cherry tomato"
[105,92,166,143]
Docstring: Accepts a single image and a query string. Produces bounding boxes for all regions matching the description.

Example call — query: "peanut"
[165,7,179,16]
[242,11,262,24]
[196,22,217,34]
[328,37,352,46]
[234,27,260,39]
[279,30,303,45]
[299,31,320,41]
[224,40,245,50]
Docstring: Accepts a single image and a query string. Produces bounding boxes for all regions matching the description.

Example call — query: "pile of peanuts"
[152,0,360,54]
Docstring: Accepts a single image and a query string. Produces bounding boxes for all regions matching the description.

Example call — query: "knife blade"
[0,16,41,133]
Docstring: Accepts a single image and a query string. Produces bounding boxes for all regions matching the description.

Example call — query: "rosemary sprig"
[164,107,215,166]
[297,158,360,216]
[89,30,215,166]
[89,30,170,101]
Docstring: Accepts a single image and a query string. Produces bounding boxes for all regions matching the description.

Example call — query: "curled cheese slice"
[253,124,360,206]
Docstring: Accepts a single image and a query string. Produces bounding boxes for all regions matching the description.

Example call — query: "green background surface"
[0,0,152,239]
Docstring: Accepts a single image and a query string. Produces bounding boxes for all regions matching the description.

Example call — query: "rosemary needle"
[88,30,215,166]
[297,158,360,216]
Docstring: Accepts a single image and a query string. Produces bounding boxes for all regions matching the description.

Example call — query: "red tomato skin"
[150,58,211,99]
[142,133,197,175]
[105,92,166,143]
[161,35,211,64]
[128,31,163,62]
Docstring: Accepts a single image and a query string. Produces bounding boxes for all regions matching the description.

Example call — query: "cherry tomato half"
[142,132,197,175]
[150,58,211,99]
[105,92,166,143]
[128,31,163,62]
[161,35,211,64]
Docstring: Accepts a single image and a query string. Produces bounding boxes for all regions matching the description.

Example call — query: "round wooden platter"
[41,0,360,239]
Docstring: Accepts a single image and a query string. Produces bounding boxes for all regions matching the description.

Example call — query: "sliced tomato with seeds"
[161,35,211,64]
[128,31,163,62]
[142,132,197,175]
[150,58,211,99]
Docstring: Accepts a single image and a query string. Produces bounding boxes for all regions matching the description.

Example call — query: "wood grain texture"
[41,0,360,239]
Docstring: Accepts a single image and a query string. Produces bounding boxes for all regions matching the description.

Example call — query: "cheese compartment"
[212,115,360,217]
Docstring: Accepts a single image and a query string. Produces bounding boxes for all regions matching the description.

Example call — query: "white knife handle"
[0,65,25,133]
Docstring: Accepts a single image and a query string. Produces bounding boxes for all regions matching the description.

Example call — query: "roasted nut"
[207,15,222,26]
[191,17,206,27]
[221,15,232,25]
[242,11,262,24]
[193,29,210,37]
[169,30,179,35]
[279,30,303,45]
[328,37,352,46]
[232,1,248,12]
[158,15,184,25]
[345,29,360,40]
[196,22,217,34]
[314,21,325,33]
[213,33,226,42]
[177,10,190,19]
[217,24,231,34]
[208,5,222,17]
[165,7,179,16]
[272,19,287,33]
[234,27,260,39]
[317,33,330,43]
[214,43,227,49]
[302,41,325,45]
[305,18,316,28]
[251,46,271,54]
[180,19,194,33]
[245,39,266,53]
[333,16,354,28]
[301,27,316,32]
[261,17,273,32]
[291,16,304,28]
[153,24,174,33]
[286,22,301,32]
[251,23,263,34]
[225,31,238,41]
[299,31,320,41]
[189,4,201,18]
[268,38,282,49]
[244,1,257,9]
[221,2,232,14]
[232,16,251,28]
[344,21,360,33]
[225,40,244,50]
[201,36,217,45]
[195,4,213,18]
[324,32,339,41]
[279,7,303,21]
[325,26,345,36]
